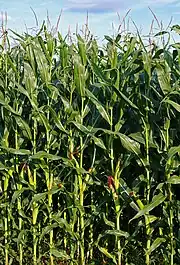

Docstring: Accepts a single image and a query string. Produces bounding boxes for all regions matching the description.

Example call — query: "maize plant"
[0,18,179,265]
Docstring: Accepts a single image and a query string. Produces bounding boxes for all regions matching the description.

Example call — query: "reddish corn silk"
[108,176,118,199]
[107,176,115,190]
[57,183,63,189]
[129,191,134,197]
[108,176,113,187]
[19,162,28,173]
[41,256,46,265]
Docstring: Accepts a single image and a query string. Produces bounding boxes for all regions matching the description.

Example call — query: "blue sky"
[0,0,179,41]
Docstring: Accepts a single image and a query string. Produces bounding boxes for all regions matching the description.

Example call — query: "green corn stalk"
[114,160,122,265]
[89,190,94,261]
[47,34,56,265]
[87,147,96,261]
[79,100,85,265]
[15,123,24,265]
[164,118,175,265]
[142,118,151,265]
[17,168,24,265]
[68,133,81,263]
[141,48,153,265]
[109,105,122,265]
[46,102,54,265]
[73,38,87,264]
[3,171,10,265]
[32,118,38,265]
[2,31,10,265]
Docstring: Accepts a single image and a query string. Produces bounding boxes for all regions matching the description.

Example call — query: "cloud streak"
[65,0,179,13]
[65,0,130,13]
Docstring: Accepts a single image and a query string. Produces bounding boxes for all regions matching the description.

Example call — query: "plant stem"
[4,171,11,265]
[79,140,85,265]
[114,160,121,265]
[89,191,94,260]
[14,121,24,265]
[47,125,54,265]
[110,107,114,175]
[3,27,9,265]
[165,119,174,265]
[79,98,85,265]
[143,119,151,265]
[32,118,38,265]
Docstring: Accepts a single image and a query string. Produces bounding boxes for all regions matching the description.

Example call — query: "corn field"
[0,20,179,265]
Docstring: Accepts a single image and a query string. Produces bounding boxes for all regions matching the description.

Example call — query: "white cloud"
[65,0,132,12]
[40,1,53,6]
[65,0,179,13]
[147,0,177,3]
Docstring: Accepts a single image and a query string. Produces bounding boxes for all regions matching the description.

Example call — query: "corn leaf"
[168,146,180,158]
[98,246,116,264]
[167,176,180,184]
[146,237,166,255]
[31,151,61,160]
[119,133,141,155]
[0,147,31,156]
[93,136,106,150]
[86,89,111,125]
[130,193,166,222]
[50,248,70,260]
[105,229,129,238]
[165,99,180,112]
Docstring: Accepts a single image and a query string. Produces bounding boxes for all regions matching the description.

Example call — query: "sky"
[0,0,179,42]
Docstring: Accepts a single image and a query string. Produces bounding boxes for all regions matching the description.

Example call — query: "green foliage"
[0,20,179,265]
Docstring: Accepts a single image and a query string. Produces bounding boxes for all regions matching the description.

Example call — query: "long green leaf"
[98,246,116,264]
[50,248,70,260]
[168,146,180,158]
[167,176,180,184]
[165,99,180,112]
[86,89,111,125]
[130,193,166,222]
[112,85,139,111]
[119,133,141,155]
[146,237,166,255]
[156,64,171,94]
[31,151,61,160]
[105,229,129,238]
[0,147,31,156]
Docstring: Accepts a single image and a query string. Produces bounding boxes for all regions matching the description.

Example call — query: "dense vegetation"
[0,18,179,265]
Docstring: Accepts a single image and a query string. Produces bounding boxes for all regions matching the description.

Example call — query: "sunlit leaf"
[86,89,111,125]
[119,133,141,155]
[146,237,166,255]
[98,246,116,264]
[0,147,31,156]
[167,176,180,184]
[168,146,180,158]
[105,229,129,238]
[165,99,180,112]
[50,248,70,260]
[130,193,166,222]
[31,151,61,160]
[93,136,106,150]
